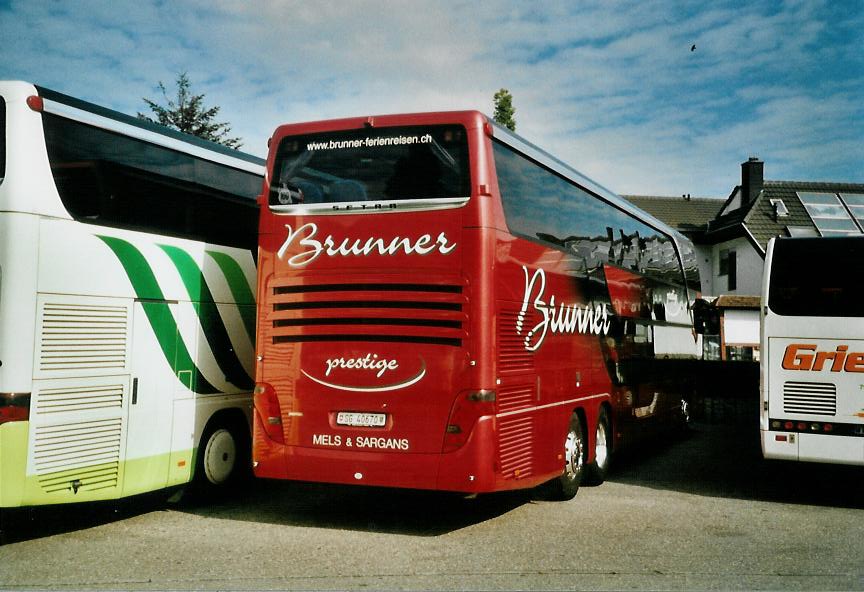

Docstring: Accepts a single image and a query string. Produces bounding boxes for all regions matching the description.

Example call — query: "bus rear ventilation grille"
[783,381,837,416]
[273,283,462,295]
[269,281,467,347]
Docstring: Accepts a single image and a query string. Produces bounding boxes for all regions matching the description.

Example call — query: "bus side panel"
[21,219,254,504]
[0,213,40,507]
[0,423,29,508]
[493,231,615,484]
[799,434,864,465]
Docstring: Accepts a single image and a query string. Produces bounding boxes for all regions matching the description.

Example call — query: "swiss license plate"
[336,411,386,427]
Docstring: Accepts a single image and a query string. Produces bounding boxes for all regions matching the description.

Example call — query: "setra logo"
[781,343,864,373]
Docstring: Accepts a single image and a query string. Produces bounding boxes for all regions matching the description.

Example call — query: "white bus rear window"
[769,237,864,317]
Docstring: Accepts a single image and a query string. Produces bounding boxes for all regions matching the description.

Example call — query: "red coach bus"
[253,111,701,499]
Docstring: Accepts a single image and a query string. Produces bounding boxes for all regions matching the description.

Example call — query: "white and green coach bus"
[0,81,264,508]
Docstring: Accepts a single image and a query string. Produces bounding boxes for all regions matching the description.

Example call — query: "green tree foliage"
[138,72,242,149]
[493,88,516,131]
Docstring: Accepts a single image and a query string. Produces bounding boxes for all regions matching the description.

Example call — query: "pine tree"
[493,88,516,131]
[138,73,242,149]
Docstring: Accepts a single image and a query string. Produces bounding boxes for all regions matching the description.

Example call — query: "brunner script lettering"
[516,266,611,351]
[277,222,457,267]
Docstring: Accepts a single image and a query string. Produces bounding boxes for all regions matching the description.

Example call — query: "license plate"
[336,411,386,427]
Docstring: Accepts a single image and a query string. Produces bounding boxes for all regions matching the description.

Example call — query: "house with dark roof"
[627,158,864,298]
[625,158,864,361]
[702,157,864,298]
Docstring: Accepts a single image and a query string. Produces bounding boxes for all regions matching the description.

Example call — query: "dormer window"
[769,198,789,218]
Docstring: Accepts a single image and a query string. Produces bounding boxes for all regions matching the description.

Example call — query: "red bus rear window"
[270,125,470,209]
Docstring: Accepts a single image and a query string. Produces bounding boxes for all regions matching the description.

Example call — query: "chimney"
[741,156,764,205]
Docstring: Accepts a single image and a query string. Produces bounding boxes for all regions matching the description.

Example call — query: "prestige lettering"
[517,266,611,352]
[277,222,457,267]
[326,354,399,378]
[781,343,864,373]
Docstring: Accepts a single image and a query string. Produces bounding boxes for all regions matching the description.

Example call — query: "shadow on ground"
[0,490,169,545]
[0,480,545,544]
[4,423,861,545]
[174,480,541,537]
[607,422,864,509]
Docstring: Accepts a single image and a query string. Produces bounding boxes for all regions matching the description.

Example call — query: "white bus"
[761,236,864,465]
[0,81,264,508]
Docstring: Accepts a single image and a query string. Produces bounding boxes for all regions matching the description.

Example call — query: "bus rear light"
[772,420,838,435]
[467,390,496,403]
[775,434,788,442]
[26,95,44,112]
[0,393,31,425]
[443,389,495,453]
[253,383,284,444]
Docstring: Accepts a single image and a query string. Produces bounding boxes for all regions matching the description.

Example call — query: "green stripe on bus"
[97,235,219,395]
[159,244,254,391]
[205,250,256,342]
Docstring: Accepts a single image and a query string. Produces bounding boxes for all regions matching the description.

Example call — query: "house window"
[769,198,789,218]
[719,249,736,291]
[727,251,737,290]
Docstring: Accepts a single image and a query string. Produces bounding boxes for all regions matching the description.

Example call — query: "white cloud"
[1,0,861,196]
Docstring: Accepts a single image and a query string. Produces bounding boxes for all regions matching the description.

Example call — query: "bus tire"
[548,412,585,500]
[585,406,611,485]
[192,416,249,496]
[678,397,691,433]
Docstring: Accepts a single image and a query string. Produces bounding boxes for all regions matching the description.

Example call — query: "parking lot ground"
[1,422,862,591]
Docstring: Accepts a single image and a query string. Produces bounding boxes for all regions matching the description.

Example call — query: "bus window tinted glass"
[769,237,864,317]
[0,97,5,184]
[493,139,683,287]
[270,125,470,207]
[42,114,260,249]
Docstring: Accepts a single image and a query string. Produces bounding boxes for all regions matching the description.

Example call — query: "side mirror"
[691,298,718,335]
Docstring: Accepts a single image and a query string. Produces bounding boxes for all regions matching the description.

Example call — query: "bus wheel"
[192,419,247,497]
[549,413,585,500]
[585,407,611,485]
[202,427,237,486]
[679,398,691,431]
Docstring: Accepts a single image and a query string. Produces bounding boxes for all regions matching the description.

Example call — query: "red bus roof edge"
[272,110,489,138]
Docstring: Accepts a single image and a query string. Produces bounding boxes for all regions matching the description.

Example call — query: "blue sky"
[1,0,861,197]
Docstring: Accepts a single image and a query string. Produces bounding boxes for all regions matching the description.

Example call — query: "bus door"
[122,300,177,495]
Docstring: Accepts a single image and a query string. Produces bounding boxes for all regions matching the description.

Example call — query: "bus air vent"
[34,382,125,415]
[38,301,129,373]
[32,418,122,494]
[498,415,534,480]
[498,307,535,373]
[783,381,837,416]
[268,276,467,347]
